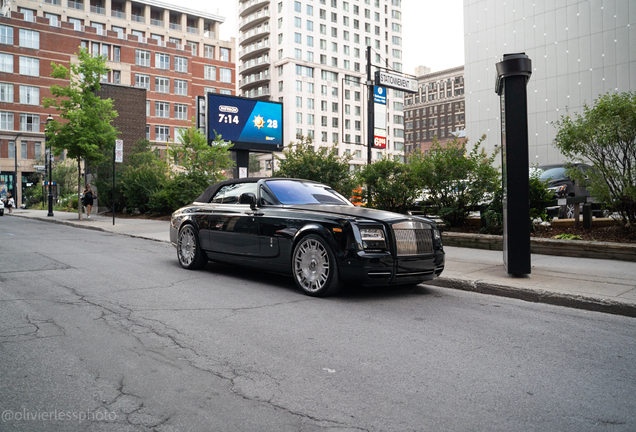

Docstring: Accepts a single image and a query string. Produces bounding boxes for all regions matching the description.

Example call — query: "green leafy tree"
[529,165,555,223]
[43,48,118,219]
[274,137,356,198]
[169,119,234,183]
[409,135,500,227]
[120,139,166,214]
[249,153,262,176]
[357,157,421,214]
[554,92,636,231]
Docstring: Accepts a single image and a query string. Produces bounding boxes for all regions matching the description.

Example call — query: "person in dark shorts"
[6,193,14,214]
[82,184,96,218]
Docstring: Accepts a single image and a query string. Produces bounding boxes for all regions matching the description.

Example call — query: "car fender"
[292,223,341,256]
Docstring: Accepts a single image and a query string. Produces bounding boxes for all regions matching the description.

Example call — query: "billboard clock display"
[206,94,283,152]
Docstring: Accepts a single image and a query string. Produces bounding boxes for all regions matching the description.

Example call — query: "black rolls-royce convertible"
[170,178,445,297]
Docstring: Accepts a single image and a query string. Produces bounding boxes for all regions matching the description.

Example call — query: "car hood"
[283,204,435,226]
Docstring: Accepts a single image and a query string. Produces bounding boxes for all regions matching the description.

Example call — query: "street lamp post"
[13,133,21,208]
[46,114,54,217]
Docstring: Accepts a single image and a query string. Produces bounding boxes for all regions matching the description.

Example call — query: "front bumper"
[338,249,445,286]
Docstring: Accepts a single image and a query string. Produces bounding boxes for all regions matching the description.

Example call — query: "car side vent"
[392,221,434,256]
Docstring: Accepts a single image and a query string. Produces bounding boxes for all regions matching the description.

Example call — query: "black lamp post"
[46,114,54,217]
[13,132,21,207]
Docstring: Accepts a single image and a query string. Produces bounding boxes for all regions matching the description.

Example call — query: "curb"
[9,213,170,244]
[427,277,636,318]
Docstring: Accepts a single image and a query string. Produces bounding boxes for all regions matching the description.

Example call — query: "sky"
[165,0,465,76]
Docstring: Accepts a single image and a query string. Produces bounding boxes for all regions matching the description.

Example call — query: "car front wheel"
[292,234,341,297]
[177,224,208,270]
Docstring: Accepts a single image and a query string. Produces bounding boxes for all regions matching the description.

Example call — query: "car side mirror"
[239,193,257,210]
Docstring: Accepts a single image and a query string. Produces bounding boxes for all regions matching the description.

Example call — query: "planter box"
[441,231,636,262]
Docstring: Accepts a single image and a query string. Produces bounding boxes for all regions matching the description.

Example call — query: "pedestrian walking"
[6,193,14,214]
[82,184,96,218]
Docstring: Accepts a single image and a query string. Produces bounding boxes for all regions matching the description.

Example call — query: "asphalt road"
[1,216,635,432]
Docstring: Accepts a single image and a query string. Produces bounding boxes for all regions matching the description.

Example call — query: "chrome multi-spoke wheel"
[292,235,341,297]
[177,225,207,269]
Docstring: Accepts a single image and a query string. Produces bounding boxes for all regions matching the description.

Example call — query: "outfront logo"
[219,105,239,113]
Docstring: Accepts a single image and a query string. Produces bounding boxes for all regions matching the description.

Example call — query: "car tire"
[292,234,341,297]
[177,224,208,270]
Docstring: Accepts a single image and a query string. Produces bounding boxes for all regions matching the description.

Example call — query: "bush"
[410,135,500,227]
[148,172,211,215]
[357,157,421,214]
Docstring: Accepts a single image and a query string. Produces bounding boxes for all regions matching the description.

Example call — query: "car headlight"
[360,227,386,251]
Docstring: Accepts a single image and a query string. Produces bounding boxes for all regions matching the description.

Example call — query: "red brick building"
[0,0,235,206]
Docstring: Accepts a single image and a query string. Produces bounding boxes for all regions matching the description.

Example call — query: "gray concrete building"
[463,0,636,165]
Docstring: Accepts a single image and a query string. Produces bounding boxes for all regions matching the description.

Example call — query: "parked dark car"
[170,178,445,297]
[537,163,602,219]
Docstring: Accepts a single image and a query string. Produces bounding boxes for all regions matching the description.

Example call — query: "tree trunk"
[77,159,82,220]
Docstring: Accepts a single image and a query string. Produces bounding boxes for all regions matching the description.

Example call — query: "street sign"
[375,71,418,93]
[34,165,45,172]
[115,140,123,163]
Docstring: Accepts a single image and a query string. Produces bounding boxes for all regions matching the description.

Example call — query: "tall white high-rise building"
[238,0,406,172]
[463,0,636,165]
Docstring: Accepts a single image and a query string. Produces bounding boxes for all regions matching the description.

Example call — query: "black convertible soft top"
[194,177,265,203]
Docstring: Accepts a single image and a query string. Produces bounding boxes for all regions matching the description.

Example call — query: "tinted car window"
[266,180,352,205]
[259,186,277,205]
[539,167,567,181]
[211,183,258,204]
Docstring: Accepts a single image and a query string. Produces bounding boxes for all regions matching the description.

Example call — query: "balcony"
[239,24,269,45]
[187,26,199,35]
[169,22,181,31]
[150,18,164,27]
[239,9,270,32]
[242,85,270,99]
[239,39,270,61]
[239,0,269,17]
[67,0,84,10]
[239,69,270,89]
[90,5,105,15]
[131,14,144,23]
[111,10,125,19]
[44,0,62,5]
[239,55,269,74]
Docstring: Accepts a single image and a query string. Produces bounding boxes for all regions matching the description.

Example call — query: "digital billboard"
[206,94,284,152]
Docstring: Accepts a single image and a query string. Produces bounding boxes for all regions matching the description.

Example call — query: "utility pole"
[366,46,374,166]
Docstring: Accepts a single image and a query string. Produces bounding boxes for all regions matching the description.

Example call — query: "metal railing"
[169,22,181,31]
[131,14,144,23]
[239,0,268,15]
[111,10,125,19]
[150,18,164,27]
[239,9,270,29]
[239,24,270,44]
[67,0,84,10]
[239,55,269,72]
[90,5,105,15]
[186,26,199,35]
[239,39,269,58]
[44,0,62,5]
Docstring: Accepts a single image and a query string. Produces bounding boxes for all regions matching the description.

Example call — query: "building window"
[0,25,13,45]
[19,29,39,49]
[135,49,150,66]
[135,74,150,89]
[8,141,14,158]
[19,113,39,132]
[19,57,39,76]
[19,8,35,23]
[296,112,302,124]
[155,53,170,70]
[0,111,14,130]
[155,102,170,118]
[204,65,216,81]
[155,77,169,93]
[220,89,231,95]
[34,142,41,157]
[146,100,150,116]
[113,47,121,62]
[19,85,39,105]
[175,79,188,96]
[155,125,169,141]
[0,83,13,102]
[204,45,215,59]
[174,104,187,120]
[0,54,12,73]
[175,57,188,73]
[113,70,121,84]
[68,17,82,31]
[220,68,231,83]
[146,124,150,140]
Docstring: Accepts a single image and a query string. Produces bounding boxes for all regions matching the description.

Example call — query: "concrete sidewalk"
[6,208,636,317]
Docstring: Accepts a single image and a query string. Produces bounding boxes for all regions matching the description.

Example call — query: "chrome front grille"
[392,221,434,256]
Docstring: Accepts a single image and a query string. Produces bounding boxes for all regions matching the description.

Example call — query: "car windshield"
[539,167,568,181]
[265,180,353,206]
